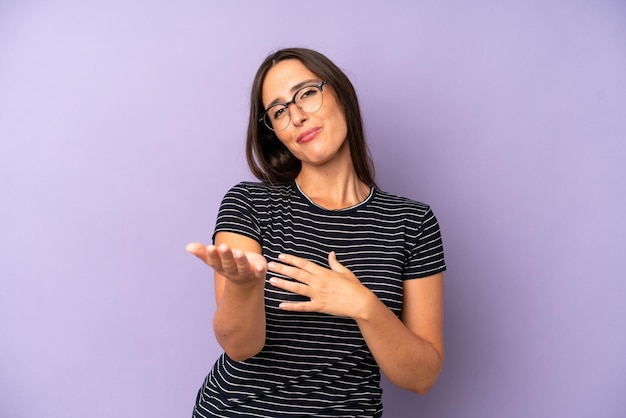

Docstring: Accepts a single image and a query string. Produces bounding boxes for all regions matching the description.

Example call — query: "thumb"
[328,251,345,272]
[186,242,209,261]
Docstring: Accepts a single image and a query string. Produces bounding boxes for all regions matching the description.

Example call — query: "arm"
[267,252,444,394]
[355,272,444,394]
[187,231,267,361]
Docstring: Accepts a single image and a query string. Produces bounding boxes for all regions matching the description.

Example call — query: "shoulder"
[372,188,433,217]
[228,181,290,193]
[369,189,443,236]
[223,181,293,203]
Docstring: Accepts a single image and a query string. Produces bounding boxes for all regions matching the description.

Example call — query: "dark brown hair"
[245,47,376,186]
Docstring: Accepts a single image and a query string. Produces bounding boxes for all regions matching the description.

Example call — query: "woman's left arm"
[356,272,444,394]
[267,252,444,394]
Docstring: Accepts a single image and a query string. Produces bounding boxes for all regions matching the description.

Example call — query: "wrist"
[352,287,381,322]
[223,277,265,295]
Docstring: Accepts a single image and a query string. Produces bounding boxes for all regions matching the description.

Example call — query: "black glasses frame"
[258,81,328,131]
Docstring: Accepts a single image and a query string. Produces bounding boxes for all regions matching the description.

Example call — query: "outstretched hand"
[267,251,374,319]
[186,242,267,285]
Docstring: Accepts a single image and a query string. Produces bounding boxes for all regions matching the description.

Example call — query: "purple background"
[1,1,625,417]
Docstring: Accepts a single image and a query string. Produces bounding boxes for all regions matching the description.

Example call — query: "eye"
[298,87,318,101]
[272,106,287,120]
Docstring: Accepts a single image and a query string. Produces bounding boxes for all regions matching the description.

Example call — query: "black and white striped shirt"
[193,181,446,418]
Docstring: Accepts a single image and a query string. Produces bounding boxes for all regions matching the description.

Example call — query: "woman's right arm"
[186,231,267,361]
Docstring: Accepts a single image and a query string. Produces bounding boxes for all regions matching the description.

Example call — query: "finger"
[327,251,347,272]
[253,263,268,280]
[186,242,208,259]
[232,249,249,270]
[186,243,226,272]
[269,277,311,297]
[268,261,312,284]
[216,243,237,273]
[277,301,314,312]
[199,245,223,270]
[186,243,221,269]
[277,253,320,274]
[232,249,260,277]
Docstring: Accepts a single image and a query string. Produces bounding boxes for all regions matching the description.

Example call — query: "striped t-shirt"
[192,181,446,418]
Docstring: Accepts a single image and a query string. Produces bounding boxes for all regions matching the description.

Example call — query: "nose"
[288,103,308,125]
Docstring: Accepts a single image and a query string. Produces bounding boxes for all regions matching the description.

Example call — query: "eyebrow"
[266,79,321,108]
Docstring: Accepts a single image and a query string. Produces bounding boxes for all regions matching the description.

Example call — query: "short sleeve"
[403,207,446,279]
[212,182,262,244]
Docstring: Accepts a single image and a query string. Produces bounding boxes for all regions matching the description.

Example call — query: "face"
[261,59,350,169]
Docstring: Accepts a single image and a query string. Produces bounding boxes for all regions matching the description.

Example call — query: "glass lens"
[262,83,324,131]
[295,85,323,113]
[264,104,290,131]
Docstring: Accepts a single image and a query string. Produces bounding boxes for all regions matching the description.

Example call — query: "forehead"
[261,59,319,105]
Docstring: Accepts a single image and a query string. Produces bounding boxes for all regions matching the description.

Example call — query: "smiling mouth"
[297,127,322,143]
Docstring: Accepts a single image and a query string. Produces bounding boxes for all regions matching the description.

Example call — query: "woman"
[187,47,446,417]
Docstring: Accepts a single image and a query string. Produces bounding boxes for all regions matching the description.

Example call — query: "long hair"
[245,48,376,186]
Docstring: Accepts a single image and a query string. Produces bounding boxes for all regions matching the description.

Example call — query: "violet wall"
[1,1,624,417]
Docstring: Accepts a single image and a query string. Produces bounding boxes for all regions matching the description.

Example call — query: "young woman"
[186,47,446,417]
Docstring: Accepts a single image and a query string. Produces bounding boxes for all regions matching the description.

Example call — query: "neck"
[296,166,370,210]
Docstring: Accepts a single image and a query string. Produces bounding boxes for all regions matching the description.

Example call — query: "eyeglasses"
[259,81,327,132]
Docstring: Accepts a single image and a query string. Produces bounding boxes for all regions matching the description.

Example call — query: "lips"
[296,127,322,143]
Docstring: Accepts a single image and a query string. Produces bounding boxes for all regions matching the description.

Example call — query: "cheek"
[325,99,348,134]
[330,110,348,139]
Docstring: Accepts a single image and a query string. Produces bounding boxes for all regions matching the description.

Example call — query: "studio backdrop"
[1,1,624,417]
